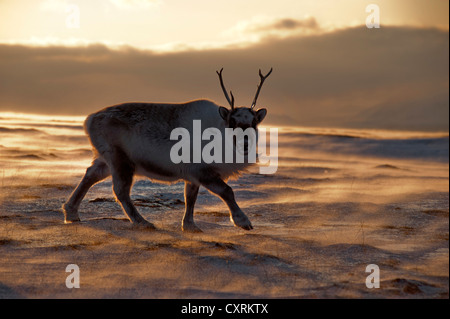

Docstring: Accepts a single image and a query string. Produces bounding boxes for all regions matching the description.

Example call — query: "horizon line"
[0,111,448,137]
[1,24,448,54]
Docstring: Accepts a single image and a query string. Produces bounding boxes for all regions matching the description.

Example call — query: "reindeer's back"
[85,99,221,138]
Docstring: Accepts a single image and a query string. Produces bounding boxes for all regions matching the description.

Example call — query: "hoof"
[62,204,81,224]
[133,219,157,230]
[231,214,253,231]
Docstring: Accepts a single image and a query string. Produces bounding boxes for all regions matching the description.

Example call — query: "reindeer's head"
[216,68,272,130]
[216,68,272,155]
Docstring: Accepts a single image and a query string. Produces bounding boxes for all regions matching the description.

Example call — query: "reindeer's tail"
[83,112,95,136]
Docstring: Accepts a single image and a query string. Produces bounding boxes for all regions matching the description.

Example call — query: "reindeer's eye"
[229,118,236,128]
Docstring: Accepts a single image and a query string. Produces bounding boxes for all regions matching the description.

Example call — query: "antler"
[251,68,273,109]
[216,68,235,109]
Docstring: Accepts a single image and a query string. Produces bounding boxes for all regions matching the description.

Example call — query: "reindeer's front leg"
[182,181,202,233]
[199,175,253,230]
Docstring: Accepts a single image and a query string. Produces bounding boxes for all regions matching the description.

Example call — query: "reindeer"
[62,68,273,232]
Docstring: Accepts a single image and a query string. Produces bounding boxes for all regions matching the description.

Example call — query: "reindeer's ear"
[219,107,229,121]
[255,108,267,124]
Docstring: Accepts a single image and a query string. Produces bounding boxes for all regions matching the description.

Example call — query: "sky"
[1,0,448,49]
[0,0,448,131]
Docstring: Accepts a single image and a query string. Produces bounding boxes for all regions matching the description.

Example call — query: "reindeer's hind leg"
[110,148,156,229]
[62,158,110,223]
[182,181,201,233]
[199,174,253,231]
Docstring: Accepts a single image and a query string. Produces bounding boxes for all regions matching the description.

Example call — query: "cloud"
[0,26,448,131]
[3,36,126,49]
[39,0,70,13]
[222,16,323,44]
[250,17,319,32]
[108,0,161,10]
